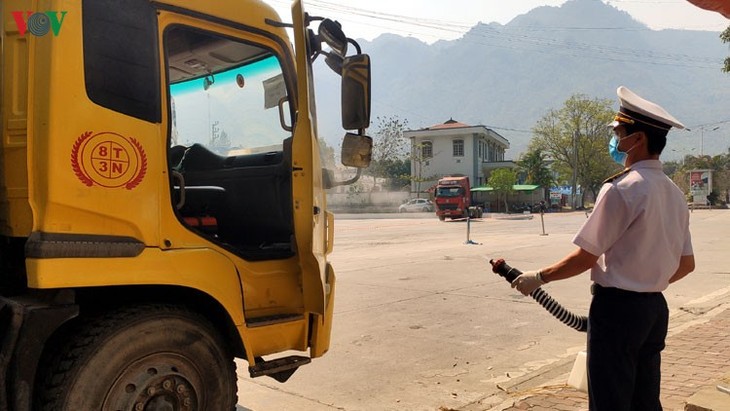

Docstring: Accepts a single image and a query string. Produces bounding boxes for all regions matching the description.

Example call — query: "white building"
[404,119,512,194]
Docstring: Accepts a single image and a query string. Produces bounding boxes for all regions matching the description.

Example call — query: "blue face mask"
[608,135,626,166]
[608,134,637,166]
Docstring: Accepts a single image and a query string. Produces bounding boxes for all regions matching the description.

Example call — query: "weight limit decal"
[71,131,147,189]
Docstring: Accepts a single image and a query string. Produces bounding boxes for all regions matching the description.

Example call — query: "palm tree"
[518,148,554,200]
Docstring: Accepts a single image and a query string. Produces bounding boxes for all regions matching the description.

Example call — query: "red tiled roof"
[428,118,471,130]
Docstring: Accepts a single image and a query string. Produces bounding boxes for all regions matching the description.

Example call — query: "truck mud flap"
[0,291,78,411]
[0,300,22,411]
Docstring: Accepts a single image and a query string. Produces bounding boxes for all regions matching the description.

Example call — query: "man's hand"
[511,270,545,296]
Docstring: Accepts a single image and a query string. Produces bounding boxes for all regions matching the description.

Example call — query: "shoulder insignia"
[602,168,631,184]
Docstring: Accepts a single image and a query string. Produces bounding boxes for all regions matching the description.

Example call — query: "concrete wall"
[326,189,550,214]
[327,191,412,213]
[472,188,547,213]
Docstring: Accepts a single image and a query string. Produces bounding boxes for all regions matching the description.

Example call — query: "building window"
[421,141,433,158]
[453,139,464,157]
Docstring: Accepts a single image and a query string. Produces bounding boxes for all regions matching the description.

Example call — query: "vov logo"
[11,11,67,37]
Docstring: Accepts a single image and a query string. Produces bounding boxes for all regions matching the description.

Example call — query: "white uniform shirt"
[573,160,693,292]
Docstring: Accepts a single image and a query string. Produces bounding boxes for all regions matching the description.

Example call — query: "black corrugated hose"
[490,258,588,333]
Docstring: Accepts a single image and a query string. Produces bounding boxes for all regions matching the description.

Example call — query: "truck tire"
[36,304,237,411]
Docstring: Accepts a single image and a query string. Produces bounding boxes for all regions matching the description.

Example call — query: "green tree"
[713,151,730,204]
[488,168,517,212]
[670,151,730,205]
[663,159,682,178]
[318,138,336,170]
[368,115,409,191]
[517,148,554,200]
[410,142,440,197]
[530,94,617,206]
[666,159,693,200]
[722,25,730,73]
[382,158,411,190]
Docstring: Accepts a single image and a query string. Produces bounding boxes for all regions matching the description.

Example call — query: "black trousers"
[587,285,669,411]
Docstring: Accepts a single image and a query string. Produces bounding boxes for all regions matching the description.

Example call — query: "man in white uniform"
[512,86,695,410]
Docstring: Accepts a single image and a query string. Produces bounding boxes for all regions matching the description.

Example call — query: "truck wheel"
[36,304,237,411]
[438,215,446,221]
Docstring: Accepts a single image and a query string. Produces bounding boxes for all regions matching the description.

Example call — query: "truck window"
[436,187,463,197]
[82,0,160,123]
[164,26,294,260]
[166,27,290,154]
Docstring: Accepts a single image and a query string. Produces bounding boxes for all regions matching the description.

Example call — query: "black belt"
[591,283,661,297]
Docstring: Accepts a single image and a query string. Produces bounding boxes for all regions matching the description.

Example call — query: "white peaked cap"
[610,86,685,130]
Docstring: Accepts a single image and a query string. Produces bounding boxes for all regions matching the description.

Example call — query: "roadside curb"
[685,373,730,411]
[458,354,579,411]
[462,287,730,411]
[495,356,575,395]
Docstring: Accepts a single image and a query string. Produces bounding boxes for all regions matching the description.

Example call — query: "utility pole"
[700,126,720,156]
[572,129,578,209]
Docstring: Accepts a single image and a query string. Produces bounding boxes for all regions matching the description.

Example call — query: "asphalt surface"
[236,209,730,411]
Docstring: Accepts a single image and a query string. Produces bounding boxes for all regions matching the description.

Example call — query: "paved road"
[237,209,730,411]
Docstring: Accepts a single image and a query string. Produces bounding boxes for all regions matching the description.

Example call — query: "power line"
[464,24,721,66]
[281,0,724,70]
[482,125,533,134]
[687,119,730,129]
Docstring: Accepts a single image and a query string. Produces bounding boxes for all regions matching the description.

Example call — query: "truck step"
[249,355,311,382]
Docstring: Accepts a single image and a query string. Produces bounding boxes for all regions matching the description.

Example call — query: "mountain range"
[313,0,730,160]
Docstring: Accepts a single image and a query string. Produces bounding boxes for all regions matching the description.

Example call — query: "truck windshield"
[167,27,291,155]
[436,187,463,197]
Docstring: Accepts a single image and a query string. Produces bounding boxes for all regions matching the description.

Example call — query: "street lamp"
[699,126,719,156]
[671,147,696,166]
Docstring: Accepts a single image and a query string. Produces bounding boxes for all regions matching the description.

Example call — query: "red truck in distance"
[434,176,483,220]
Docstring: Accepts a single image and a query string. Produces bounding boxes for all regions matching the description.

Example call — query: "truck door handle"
[172,170,185,210]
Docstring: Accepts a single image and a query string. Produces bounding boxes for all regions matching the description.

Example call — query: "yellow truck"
[0,0,371,409]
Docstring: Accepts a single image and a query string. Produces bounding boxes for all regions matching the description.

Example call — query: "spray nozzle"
[489,258,521,282]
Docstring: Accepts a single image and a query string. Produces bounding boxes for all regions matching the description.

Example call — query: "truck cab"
[434,176,482,220]
[0,0,371,409]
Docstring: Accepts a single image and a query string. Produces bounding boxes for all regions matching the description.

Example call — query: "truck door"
[291,0,330,316]
[163,22,297,262]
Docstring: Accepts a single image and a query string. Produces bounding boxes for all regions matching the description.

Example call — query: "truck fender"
[0,290,79,411]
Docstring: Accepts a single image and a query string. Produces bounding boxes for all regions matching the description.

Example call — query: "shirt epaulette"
[602,168,631,184]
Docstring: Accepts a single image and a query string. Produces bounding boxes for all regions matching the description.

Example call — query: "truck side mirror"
[341,54,371,130]
[341,132,372,168]
[318,19,347,57]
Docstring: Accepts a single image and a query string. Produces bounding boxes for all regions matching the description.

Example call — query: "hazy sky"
[271,0,728,43]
